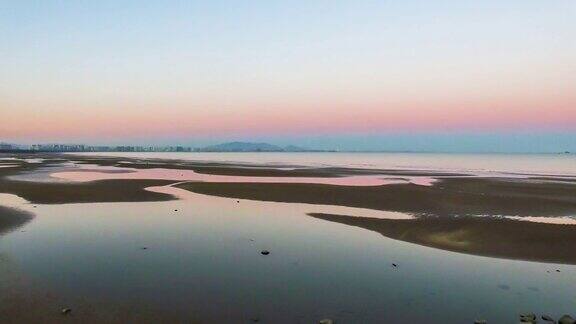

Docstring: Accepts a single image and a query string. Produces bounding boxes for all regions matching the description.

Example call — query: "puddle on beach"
[1,184,576,323]
[5,160,441,186]
[49,163,438,186]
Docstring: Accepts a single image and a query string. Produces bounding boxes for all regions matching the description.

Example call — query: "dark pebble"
[261,250,270,255]
[558,314,576,324]
[519,313,536,323]
[497,284,510,290]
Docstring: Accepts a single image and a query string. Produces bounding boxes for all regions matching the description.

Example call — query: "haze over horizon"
[2,1,575,152]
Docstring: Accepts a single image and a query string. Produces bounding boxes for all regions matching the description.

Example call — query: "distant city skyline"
[2,131,575,154]
[1,1,575,152]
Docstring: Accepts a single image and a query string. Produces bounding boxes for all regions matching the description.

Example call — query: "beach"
[1,152,576,323]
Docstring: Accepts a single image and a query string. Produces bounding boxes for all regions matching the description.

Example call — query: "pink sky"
[1,1,575,143]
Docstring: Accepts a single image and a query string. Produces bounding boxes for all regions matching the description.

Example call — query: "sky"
[1,0,575,152]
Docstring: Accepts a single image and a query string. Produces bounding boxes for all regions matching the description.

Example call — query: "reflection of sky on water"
[7,160,576,223]
[6,163,84,183]
[76,152,576,177]
[50,163,438,186]
[1,188,576,323]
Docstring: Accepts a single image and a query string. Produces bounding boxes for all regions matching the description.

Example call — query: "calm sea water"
[76,152,576,176]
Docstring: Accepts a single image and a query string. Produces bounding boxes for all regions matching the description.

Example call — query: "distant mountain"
[283,145,308,152]
[196,142,314,152]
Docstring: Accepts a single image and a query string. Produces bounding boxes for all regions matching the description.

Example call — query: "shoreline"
[309,213,576,264]
[0,206,33,235]
[0,178,178,205]
[175,178,576,218]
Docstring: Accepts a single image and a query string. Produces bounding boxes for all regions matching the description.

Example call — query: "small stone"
[260,250,270,255]
[174,209,178,212]
[237,200,240,203]
[319,319,334,324]
[497,284,510,290]
[141,247,148,250]
[474,320,487,324]
[541,314,554,322]
[392,263,398,267]
[558,315,576,324]
[61,308,72,315]
[519,313,536,323]
[556,269,561,272]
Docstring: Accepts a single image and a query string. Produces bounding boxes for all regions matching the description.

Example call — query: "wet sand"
[0,292,195,324]
[0,206,33,235]
[0,155,177,204]
[309,213,576,264]
[0,178,177,204]
[0,257,195,324]
[175,178,576,217]
[67,154,468,177]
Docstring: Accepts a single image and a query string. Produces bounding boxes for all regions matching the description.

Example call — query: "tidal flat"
[1,152,576,323]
